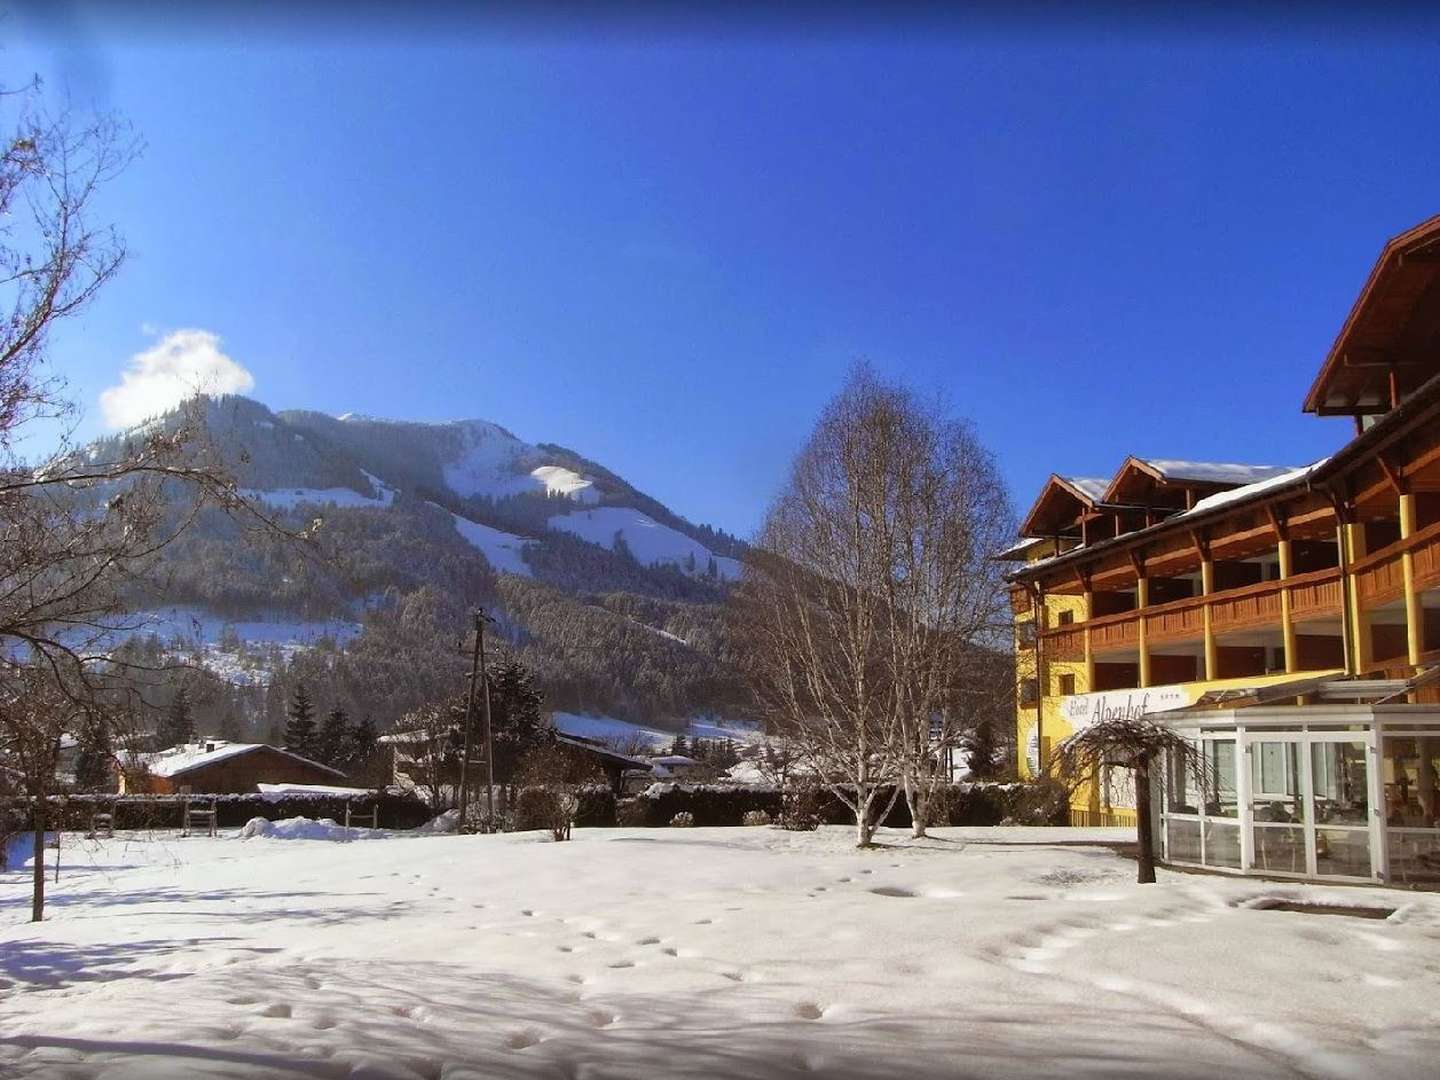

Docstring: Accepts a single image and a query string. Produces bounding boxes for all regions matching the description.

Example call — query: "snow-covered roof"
[1061,476,1109,501]
[646,755,702,767]
[994,537,1046,561]
[140,741,344,779]
[1138,460,1304,487]
[1182,459,1329,517]
[1006,457,1332,583]
[257,782,374,798]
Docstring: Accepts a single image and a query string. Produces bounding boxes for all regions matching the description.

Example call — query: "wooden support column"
[1081,573,1096,693]
[1401,491,1423,666]
[1279,537,1298,673]
[1345,520,1372,674]
[1195,533,1217,681]
[1132,552,1151,689]
[1268,509,1297,675]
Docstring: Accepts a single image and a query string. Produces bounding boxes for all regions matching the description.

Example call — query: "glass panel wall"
[1166,818,1201,863]
[1203,820,1242,868]
[1311,741,1368,825]
[1383,734,1440,885]
[1204,739,1238,818]
[1251,741,1303,823]
[1383,735,1440,827]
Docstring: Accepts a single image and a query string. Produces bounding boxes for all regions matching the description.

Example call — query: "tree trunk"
[1134,757,1156,884]
[906,775,929,839]
[31,805,45,922]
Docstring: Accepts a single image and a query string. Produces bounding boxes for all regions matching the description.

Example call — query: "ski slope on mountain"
[239,470,396,510]
[448,512,535,577]
[432,418,600,504]
[549,506,742,580]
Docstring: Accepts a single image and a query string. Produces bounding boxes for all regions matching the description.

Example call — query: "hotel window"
[1057,673,1076,696]
[1017,622,1036,648]
[1057,610,1074,626]
[1019,678,1039,707]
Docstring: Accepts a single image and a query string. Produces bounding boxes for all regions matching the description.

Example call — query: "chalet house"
[121,740,347,795]
[379,726,650,798]
[1006,212,1440,885]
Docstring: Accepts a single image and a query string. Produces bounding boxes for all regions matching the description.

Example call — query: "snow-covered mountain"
[87,395,751,736]
[254,405,743,582]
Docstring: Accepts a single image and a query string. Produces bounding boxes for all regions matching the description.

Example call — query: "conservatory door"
[1245,735,1374,879]
[1307,738,1373,878]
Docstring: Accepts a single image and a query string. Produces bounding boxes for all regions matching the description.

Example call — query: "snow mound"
[240,816,383,842]
[548,506,740,581]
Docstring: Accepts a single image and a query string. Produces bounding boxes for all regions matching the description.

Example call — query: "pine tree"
[349,715,381,782]
[158,687,195,748]
[669,732,689,757]
[965,719,1001,780]
[73,719,114,792]
[317,706,350,767]
[285,684,318,758]
[218,713,242,742]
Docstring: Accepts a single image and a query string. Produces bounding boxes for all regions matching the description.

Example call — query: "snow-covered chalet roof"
[1061,476,1109,501]
[140,741,344,779]
[1136,460,1305,487]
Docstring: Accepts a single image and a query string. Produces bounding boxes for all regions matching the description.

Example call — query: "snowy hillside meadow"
[4,825,1439,1079]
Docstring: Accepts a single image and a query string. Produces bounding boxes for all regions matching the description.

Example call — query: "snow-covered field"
[3,825,1439,1079]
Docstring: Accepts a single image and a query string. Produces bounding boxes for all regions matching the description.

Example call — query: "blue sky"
[9,7,1440,537]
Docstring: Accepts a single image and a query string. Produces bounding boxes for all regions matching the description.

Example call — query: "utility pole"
[458,611,483,831]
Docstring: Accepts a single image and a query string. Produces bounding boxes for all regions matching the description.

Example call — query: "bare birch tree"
[0,87,310,919]
[733,366,1013,844]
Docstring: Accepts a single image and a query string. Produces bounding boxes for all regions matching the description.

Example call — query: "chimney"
[205,741,216,754]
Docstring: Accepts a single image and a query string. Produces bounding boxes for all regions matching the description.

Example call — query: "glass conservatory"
[1157,697,1440,886]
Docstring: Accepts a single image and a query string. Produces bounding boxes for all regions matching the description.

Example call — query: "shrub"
[780,786,822,831]
[741,809,771,827]
[1001,777,1070,826]
[670,811,695,828]
[575,786,617,828]
[511,788,565,833]
[616,798,649,827]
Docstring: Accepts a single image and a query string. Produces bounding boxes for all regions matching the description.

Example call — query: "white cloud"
[99,328,255,429]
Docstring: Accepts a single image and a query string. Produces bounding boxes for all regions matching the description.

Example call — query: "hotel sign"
[1059,686,1194,729]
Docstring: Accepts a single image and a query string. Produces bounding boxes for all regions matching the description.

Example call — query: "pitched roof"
[1304,213,1440,416]
[140,741,345,779]
[1136,460,1303,486]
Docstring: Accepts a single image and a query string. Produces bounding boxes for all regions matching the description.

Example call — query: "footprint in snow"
[636,936,661,946]
[794,1003,824,1020]
[259,1003,292,1019]
[505,1030,541,1050]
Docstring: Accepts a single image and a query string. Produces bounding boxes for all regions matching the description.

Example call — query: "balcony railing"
[1037,566,1345,654]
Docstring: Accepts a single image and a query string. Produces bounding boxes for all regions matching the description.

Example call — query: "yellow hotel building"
[1004,213,1440,884]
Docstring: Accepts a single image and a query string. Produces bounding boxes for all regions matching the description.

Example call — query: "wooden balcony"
[1409,522,1440,592]
[1037,566,1345,657]
[1288,567,1343,620]
[1045,625,1085,661]
[1352,521,1440,608]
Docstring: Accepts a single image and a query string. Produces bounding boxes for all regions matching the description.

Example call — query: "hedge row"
[0,790,433,833]
[564,780,1067,830]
